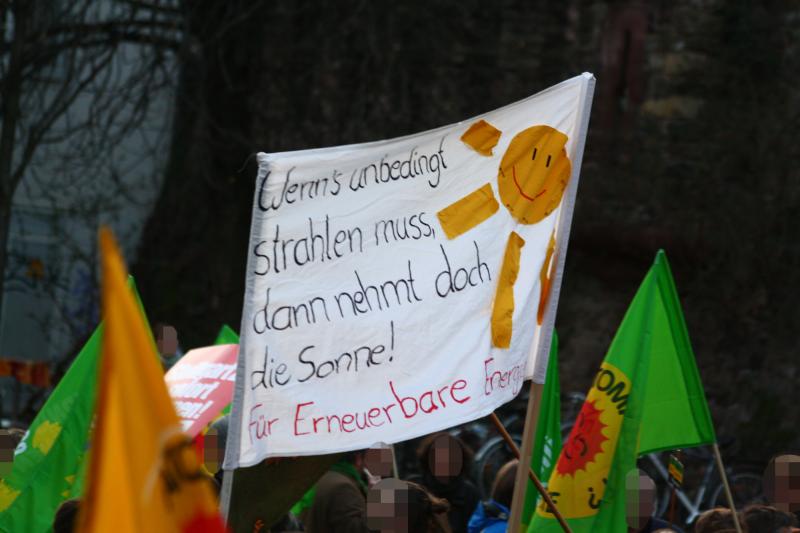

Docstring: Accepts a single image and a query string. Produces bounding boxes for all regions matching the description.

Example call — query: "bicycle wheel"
[472,434,521,500]
[709,470,766,510]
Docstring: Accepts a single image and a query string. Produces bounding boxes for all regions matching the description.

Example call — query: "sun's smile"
[511,165,547,202]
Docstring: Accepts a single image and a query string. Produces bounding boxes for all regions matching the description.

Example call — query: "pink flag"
[165,344,238,437]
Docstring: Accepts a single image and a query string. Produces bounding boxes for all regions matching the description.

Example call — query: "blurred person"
[626,469,684,533]
[408,433,480,533]
[365,447,396,486]
[741,504,798,533]
[306,450,371,533]
[155,323,183,370]
[366,478,451,533]
[694,507,745,533]
[763,454,800,518]
[467,459,518,533]
[294,447,391,527]
[52,498,79,533]
[205,415,229,488]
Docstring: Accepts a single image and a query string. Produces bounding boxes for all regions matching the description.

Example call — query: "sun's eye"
[531,147,537,160]
[546,154,552,168]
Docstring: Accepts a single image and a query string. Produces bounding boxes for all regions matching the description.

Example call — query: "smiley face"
[437,122,572,349]
[497,125,571,225]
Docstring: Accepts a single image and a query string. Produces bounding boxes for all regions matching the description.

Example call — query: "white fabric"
[225,73,594,467]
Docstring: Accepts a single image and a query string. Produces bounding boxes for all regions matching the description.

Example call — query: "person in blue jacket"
[468,459,518,533]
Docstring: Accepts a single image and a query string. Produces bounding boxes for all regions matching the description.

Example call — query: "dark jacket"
[305,470,369,533]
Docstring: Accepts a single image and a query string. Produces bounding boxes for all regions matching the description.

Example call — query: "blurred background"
[1,0,798,467]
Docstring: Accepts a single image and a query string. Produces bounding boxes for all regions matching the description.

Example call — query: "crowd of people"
[242,428,798,532]
[6,421,797,533]
[5,323,796,533]
[266,439,800,533]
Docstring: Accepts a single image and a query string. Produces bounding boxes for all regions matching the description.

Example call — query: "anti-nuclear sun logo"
[537,361,631,519]
[557,400,608,476]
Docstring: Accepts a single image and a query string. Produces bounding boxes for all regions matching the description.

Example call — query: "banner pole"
[489,413,572,533]
[508,381,544,532]
[712,442,743,533]
[220,468,234,520]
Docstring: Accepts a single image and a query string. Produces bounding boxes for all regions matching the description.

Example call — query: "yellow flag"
[78,228,226,533]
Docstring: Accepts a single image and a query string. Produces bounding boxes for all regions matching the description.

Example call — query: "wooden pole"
[489,413,572,533]
[508,381,544,532]
[712,443,743,533]
[668,488,677,527]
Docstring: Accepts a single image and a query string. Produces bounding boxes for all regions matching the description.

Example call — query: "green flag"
[520,332,562,529]
[0,278,148,533]
[638,253,715,453]
[214,325,239,416]
[529,250,715,532]
[0,328,99,533]
[214,325,239,346]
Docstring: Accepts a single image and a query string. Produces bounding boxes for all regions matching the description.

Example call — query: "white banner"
[225,73,595,466]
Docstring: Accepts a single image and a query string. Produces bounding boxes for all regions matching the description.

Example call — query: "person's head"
[365,447,395,479]
[764,454,800,514]
[155,323,179,368]
[203,416,228,475]
[490,459,519,509]
[742,504,797,533]
[416,432,472,483]
[625,469,657,532]
[366,478,451,533]
[695,507,739,533]
[203,428,223,474]
[53,499,80,533]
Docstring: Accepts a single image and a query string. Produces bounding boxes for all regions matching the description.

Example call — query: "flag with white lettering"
[165,344,238,437]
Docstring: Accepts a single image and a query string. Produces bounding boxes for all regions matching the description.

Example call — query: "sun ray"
[491,232,525,348]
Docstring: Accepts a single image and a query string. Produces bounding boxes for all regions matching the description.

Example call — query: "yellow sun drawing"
[437,120,571,348]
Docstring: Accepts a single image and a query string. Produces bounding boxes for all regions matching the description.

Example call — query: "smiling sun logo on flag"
[437,120,570,348]
[537,361,630,519]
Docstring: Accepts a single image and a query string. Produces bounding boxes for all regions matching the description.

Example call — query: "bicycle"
[471,392,586,499]
[641,442,765,527]
[471,390,764,528]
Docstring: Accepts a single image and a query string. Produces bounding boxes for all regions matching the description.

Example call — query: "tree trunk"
[132,0,269,348]
[0,1,28,327]
[0,205,11,328]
